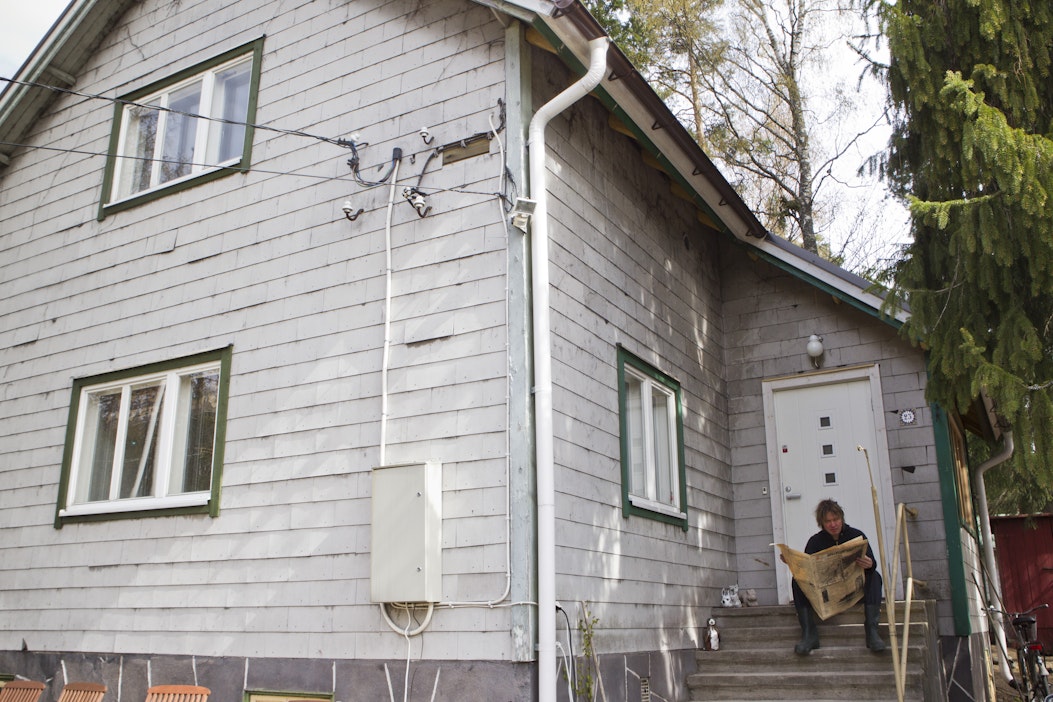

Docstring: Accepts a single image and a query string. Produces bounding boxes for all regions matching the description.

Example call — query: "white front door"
[763,365,898,604]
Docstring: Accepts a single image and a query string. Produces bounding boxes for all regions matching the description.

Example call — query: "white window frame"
[99,39,262,218]
[57,349,230,523]
[110,55,250,202]
[617,346,688,527]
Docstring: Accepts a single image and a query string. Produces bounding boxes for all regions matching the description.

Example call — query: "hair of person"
[815,498,844,526]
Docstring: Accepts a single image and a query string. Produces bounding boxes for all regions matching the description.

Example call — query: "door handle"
[785,485,801,500]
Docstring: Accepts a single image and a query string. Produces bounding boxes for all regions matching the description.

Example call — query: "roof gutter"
[527,34,609,702]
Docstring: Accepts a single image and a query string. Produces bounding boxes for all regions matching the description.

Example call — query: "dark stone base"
[0,651,535,702]
[1,646,699,702]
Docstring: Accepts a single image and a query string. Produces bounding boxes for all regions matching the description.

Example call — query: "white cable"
[554,641,573,702]
[380,601,435,636]
[403,622,412,702]
[439,110,515,610]
[384,663,395,702]
[429,668,441,702]
[378,156,402,467]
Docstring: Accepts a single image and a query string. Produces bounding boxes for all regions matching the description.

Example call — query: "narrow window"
[246,693,332,702]
[100,39,263,217]
[617,346,688,529]
[56,348,231,525]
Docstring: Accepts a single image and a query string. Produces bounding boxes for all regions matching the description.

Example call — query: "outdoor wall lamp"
[510,197,537,233]
[806,334,824,368]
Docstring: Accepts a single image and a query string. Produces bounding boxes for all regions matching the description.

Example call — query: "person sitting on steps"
[788,498,886,654]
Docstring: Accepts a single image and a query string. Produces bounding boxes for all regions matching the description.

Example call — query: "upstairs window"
[100,39,263,217]
[56,348,231,525]
[617,346,688,529]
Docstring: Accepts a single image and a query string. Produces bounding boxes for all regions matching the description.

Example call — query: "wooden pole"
[858,445,904,702]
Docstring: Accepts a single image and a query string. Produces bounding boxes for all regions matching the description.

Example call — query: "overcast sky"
[0,1,71,79]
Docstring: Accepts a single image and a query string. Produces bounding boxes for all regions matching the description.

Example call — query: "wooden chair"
[57,683,106,702]
[0,680,46,702]
[143,686,209,702]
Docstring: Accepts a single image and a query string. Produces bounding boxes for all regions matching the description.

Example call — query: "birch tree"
[589,0,886,258]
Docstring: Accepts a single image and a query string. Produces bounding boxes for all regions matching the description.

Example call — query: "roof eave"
[0,0,137,169]
[532,2,909,326]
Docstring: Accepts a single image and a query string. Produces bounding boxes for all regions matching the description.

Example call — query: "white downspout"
[973,430,1014,680]
[527,36,609,702]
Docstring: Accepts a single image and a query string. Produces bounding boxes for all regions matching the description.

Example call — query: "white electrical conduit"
[378,112,533,646]
[527,36,609,702]
[376,156,439,641]
[442,111,515,609]
[378,157,401,468]
[973,430,1015,682]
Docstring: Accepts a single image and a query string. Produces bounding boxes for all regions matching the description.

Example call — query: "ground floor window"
[56,347,231,525]
[616,345,687,528]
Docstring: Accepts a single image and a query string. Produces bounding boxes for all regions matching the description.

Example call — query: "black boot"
[864,603,886,652]
[794,604,820,655]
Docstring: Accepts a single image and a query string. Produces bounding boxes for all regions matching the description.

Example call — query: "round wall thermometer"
[900,409,917,425]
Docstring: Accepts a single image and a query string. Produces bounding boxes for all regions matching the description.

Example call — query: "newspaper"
[777,536,869,620]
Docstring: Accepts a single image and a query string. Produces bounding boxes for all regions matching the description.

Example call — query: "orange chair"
[57,683,106,702]
[143,686,209,702]
[0,680,46,702]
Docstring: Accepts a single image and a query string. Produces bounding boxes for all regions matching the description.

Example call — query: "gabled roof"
[0,0,137,167]
[0,0,906,325]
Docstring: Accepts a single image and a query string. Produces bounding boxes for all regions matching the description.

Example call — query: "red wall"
[991,515,1053,647]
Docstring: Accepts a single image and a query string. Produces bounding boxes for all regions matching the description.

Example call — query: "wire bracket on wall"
[342,201,364,221]
[403,187,432,218]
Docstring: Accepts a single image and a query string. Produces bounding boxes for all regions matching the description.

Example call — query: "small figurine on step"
[720,584,741,607]
[706,618,720,651]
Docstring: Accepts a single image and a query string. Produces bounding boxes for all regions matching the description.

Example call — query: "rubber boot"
[794,604,820,655]
[864,603,887,652]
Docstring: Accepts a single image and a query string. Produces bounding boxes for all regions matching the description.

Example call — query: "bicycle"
[998,603,1052,702]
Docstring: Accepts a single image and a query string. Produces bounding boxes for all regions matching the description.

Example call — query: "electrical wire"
[0,140,509,202]
[558,604,577,697]
[424,108,524,611]
[0,75,350,148]
[347,143,402,187]
[402,621,412,702]
[554,641,574,702]
[378,153,402,467]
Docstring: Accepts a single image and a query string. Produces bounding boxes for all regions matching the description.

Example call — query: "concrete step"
[685,602,937,702]
[712,602,931,624]
[686,668,925,701]
[716,621,929,647]
[695,643,923,673]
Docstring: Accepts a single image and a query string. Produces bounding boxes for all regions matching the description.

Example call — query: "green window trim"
[244,691,334,702]
[616,345,689,531]
[98,37,264,220]
[54,346,232,528]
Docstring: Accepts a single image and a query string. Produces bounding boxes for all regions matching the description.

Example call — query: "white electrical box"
[370,461,442,603]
